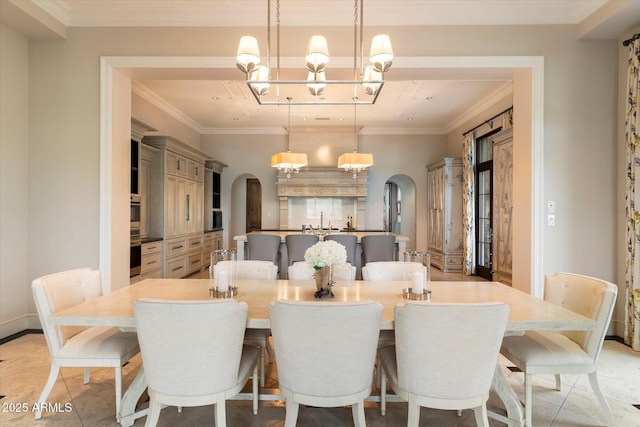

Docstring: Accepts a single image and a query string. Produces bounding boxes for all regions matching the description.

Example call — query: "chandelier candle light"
[235,0,393,105]
[304,240,347,298]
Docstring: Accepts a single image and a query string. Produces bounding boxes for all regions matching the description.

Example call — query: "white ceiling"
[3,0,638,134]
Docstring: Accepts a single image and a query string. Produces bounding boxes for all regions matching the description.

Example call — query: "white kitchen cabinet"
[141,240,163,279]
[144,135,209,278]
[427,158,464,272]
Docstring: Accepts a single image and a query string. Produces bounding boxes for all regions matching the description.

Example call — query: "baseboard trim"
[0,329,42,345]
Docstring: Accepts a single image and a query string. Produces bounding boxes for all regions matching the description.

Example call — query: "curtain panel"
[625,36,640,351]
[462,133,476,275]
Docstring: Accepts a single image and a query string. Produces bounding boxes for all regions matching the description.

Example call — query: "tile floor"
[1,268,639,426]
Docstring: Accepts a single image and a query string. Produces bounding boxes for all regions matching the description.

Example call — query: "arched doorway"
[385,175,417,251]
[229,173,261,249]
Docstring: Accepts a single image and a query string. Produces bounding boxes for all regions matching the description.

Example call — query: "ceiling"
[3,0,639,134]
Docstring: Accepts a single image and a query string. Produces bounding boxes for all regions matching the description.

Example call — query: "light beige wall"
[0,25,31,335]
[2,24,622,337]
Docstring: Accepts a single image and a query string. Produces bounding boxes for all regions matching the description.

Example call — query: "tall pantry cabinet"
[144,136,208,278]
[427,158,464,272]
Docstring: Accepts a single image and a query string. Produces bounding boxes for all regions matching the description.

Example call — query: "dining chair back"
[285,234,319,266]
[361,261,426,282]
[287,261,356,281]
[500,272,618,427]
[361,235,396,264]
[213,260,278,280]
[212,259,277,387]
[247,233,281,265]
[134,299,259,426]
[323,234,358,265]
[269,300,383,427]
[31,268,140,421]
[378,302,509,427]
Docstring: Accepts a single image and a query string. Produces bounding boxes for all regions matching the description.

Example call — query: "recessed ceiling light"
[407,117,414,121]
[212,96,220,101]
[233,117,239,121]
[425,96,434,101]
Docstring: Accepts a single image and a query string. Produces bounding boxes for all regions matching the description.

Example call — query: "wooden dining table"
[51,278,595,427]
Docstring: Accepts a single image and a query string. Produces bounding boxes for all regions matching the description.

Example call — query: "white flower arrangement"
[304,240,347,270]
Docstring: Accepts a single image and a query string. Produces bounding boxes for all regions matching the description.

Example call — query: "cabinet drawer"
[141,252,162,274]
[166,238,188,257]
[203,232,214,242]
[142,241,162,256]
[187,252,203,272]
[188,236,204,250]
[166,256,186,278]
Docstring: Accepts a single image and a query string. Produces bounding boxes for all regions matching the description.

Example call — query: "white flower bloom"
[304,240,347,269]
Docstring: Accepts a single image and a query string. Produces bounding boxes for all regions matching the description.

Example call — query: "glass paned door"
[476,134,494,281]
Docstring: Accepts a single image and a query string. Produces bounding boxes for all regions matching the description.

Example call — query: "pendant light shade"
[338,98,373,178]
[306,35,329,73]
[271,97,308,177]
[236,36,261,73]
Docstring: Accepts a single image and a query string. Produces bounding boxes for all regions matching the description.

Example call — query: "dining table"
[51,278,595,427]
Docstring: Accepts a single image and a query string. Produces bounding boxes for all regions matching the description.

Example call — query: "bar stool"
[361,235,396,265]
[247,233,281,266]
[324,234,357,266]
[285,234,319,267]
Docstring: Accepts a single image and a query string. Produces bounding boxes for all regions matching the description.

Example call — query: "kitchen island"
[234,230,409,278]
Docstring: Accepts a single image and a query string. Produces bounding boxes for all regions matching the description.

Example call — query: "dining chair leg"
[380,370,387,416]
[407,394,420,427]
[252,364,259,415]
[473,404,490,427]
[524,373,533,427]
[259,347,265,387]
[35,363,60,419]
[284,399,299,427]
[351,401,366,427]
[214,397,227,427]
[588,371,613,426]
[554,374,562,391]
[144,398,161,427]
[114,366,123,421]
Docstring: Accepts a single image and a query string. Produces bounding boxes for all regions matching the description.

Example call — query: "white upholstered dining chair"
[134,298,259,427]
[31,268,140,421]
[378,302,509,427]
[361,260,428,385]
[287,261,356,281]
[212,259,277,387]
[500,272,618,427]
[361,261,426,282]
[269,300,383,427]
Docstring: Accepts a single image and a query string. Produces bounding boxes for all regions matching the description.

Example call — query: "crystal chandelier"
[236,0,393,105]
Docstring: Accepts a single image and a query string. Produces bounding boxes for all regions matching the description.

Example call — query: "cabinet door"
[184,181,197,234]
[140,157,151,237]
[166,176,188,237]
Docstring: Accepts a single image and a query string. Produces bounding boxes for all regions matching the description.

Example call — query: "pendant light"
[271,97,308,178]
[337,97,373,178]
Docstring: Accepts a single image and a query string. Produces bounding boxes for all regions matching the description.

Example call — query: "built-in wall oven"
[130,227,141,278]
[130,194,141,229]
